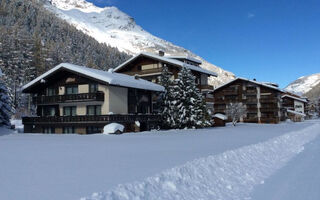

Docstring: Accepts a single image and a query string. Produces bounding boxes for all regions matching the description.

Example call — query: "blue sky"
[88,0,320,88]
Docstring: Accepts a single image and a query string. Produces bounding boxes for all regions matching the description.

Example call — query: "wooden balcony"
[260,107,279,113]
[124,68,162,76]
[22,114,162,125]
[33,92,104,105]
[259,98,279,103]
[222,90,238,95]
[199,85,214,91]
[205,97,214,103]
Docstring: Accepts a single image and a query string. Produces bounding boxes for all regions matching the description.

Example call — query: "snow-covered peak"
[285,73,320,95]
[50,0,104,12]
[45,0,236,86]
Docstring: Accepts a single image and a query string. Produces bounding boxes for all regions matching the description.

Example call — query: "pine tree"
[0,72,13,127]
[164,68,211,129]
[159,66,178,129]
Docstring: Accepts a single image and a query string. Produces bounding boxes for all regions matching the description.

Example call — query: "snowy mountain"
[44,0,235,86]
[285,73,320,95]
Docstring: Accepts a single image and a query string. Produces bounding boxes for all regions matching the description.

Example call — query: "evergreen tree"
[159,66,178,128]
[161,67,212,129]
[0,71,13,127]
[175,67,211,128]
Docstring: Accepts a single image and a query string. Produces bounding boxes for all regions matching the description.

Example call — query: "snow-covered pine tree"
[0,72,13,127]
[159,66,178,129]
[175,67,212,129]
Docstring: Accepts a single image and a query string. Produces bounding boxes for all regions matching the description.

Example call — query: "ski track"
[82,123,320,200]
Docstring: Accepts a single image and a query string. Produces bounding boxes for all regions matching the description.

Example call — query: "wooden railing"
[33,92,104,104]
[199,85,214,91]
[22,114,161,125]
[124,68,162,76]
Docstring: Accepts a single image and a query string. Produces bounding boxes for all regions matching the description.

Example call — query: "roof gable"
[114,52,217,76]
[214,77,283,92]
[22,63,164,92]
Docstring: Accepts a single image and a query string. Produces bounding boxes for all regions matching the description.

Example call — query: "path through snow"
[83,123,320,200]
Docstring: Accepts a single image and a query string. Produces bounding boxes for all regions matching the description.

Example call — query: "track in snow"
[82,123,320,200]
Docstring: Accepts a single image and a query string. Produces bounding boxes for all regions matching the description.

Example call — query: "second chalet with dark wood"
[114,51,218,113]
[212,78,283,123]
[22,63,164,134]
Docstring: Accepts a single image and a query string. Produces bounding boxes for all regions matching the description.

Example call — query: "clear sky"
[87,0,320,88]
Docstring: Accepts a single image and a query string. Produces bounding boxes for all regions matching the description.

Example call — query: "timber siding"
[213,79,282,124]
[22,64,164,134]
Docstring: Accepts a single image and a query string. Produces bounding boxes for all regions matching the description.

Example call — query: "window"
[87,105,101,115]
[47,88,56,96]
[48,107,56,116]
[66,85,78,94]
[43,127,55,134]
[89,83,98,93]
[141,63,159,70]
[86,126,101,134]
[63,106,76,116]
[63,127,75,134]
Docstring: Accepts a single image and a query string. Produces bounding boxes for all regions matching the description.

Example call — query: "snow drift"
[82,123,320,200]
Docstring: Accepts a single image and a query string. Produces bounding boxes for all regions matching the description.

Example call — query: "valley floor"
[0,120,319,200]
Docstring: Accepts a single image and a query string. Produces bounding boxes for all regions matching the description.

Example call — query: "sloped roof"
[214,77,283,92]
[281,94,308,103]
[165,56,202,64]
[22,63,164,92]
[287,109,306,117]
[114,52,217,76]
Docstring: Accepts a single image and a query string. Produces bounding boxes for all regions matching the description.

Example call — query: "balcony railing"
[33,92,104,105]
[22,114,161,125]
[199,85,214,91]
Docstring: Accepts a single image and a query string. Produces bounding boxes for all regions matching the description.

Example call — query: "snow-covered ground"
[0,120,319,200]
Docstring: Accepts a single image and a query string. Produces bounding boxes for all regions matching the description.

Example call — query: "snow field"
[82,123,320,200]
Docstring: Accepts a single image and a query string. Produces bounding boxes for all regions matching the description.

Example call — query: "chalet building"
[114,51,218,113]
[212,78,283,124]
[22,63,164,134]
[281,93,307,121]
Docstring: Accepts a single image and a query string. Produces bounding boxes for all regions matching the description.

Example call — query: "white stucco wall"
[294,100,305,113]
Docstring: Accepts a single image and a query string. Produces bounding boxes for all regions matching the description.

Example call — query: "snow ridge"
[285,73,320,95]
[44,0,235,86]
[82,123,320,200]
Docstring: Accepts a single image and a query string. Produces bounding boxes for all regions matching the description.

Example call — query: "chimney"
[159,50,165,57]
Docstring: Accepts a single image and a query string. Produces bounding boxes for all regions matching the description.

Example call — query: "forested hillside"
[0,0,130,117]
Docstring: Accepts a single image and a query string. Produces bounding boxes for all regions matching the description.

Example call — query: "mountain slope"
[285,73,320,96]
[45,0,235,86]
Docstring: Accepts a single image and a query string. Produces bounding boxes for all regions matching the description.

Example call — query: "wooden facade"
[213,78,282,124]
[114,52,216,113]
[281,93,307,121]
[22,65,163,134]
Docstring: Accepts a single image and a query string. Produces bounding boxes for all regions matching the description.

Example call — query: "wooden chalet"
[281,93,307,121]
[114,51,218,113]
[22,63,164,134]
[212,78,283,124]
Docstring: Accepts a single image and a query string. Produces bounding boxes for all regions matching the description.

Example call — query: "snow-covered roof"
[281,94,308,103]
[22,63,164,92]
[214,113,227,120]
[214,77,283,92]
[114,52,217,77]
[165,56,202,64]
[287,109,306,117]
